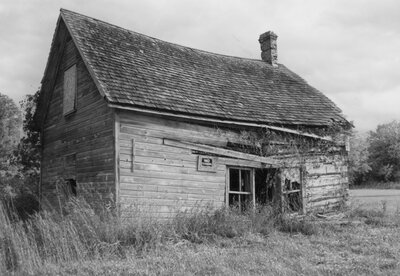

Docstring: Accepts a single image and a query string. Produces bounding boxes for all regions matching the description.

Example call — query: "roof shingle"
[60,9,347,127]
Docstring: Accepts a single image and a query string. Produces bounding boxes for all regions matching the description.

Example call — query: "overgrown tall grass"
[0,197,317,274]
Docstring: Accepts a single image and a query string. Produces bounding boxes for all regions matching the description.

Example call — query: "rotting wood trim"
[228,191,252,195]
[163,139,279,166]
[110,104,334,142]
[307,172,346,177]
[282,189,301,195]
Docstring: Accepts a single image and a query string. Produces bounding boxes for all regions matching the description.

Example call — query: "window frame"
[280,166,305,213]
[226,166,305,213]
[226,167,255,211]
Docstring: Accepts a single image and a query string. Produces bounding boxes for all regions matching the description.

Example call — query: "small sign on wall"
[197,155,218,172]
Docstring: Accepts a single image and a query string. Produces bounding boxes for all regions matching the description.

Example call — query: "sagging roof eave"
[108,103,342,142]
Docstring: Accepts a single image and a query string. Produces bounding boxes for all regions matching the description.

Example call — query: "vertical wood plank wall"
[41,35,115,208]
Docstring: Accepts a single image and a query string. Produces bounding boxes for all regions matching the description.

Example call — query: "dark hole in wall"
[255,168,279,205]
[229,169,240,191]
[283,179,302,212]
[65,178,77,197]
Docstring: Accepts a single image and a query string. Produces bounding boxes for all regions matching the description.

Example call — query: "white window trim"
[226,167,255,211]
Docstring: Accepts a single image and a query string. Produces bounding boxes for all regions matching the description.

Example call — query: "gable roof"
[37,9,349,129]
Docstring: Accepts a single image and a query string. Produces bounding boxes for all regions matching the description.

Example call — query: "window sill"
[63,109,76,117]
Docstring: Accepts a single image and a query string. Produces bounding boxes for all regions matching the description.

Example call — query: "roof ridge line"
[59,8,272,63]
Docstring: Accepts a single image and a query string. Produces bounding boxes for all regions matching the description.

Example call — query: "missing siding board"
[131,138,135,172]
[63,64,77,116]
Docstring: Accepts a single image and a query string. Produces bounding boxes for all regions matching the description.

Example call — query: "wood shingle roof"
[58,9,347,127]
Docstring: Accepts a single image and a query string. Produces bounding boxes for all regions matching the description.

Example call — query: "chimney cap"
[259,31,278,43]
[259,30,278,66]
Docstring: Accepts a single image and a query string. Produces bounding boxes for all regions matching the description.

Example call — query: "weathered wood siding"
[303,154,348,212]
[41,36,115,208]
[117,111,237,217]
[117,111,349,217]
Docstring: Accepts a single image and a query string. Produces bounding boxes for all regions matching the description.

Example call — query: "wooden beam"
[163,139,279,166]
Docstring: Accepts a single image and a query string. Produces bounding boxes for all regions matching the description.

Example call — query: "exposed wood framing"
[163,139,279,166]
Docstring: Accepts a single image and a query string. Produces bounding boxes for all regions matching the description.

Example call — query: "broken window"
[227,166,303,213]
[227,168,252,211]
[281,168,303,212]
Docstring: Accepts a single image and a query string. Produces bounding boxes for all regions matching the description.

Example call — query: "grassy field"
[350,189,400,213]
[350,181,400,190]
[1,199,400,275]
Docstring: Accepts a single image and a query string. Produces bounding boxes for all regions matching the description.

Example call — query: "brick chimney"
[259,31,278,66]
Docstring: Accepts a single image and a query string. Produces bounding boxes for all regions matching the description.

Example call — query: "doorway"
[254,168,280,205]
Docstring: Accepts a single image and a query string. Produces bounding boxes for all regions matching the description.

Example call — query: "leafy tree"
[1,90,41,216]
[367,120,400,182]
[0,93,22,172]
[12,91,41,176]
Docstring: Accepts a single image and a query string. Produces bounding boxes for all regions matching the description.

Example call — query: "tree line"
[0,91,40,216]
[349,120,400,185]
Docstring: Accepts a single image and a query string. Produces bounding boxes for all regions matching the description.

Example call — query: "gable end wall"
[40,38,115,208]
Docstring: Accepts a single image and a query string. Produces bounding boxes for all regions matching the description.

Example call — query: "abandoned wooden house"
[35,9,351,217]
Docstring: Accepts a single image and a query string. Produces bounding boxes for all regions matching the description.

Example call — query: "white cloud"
[0,0,399,131]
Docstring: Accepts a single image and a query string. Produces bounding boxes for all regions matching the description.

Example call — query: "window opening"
[281,168,303,212]
[228,168,252,211]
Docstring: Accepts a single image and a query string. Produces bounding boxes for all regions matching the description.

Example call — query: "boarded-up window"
[63,64,77,115]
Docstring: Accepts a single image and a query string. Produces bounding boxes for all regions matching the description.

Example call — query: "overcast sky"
[1,0,399,132]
